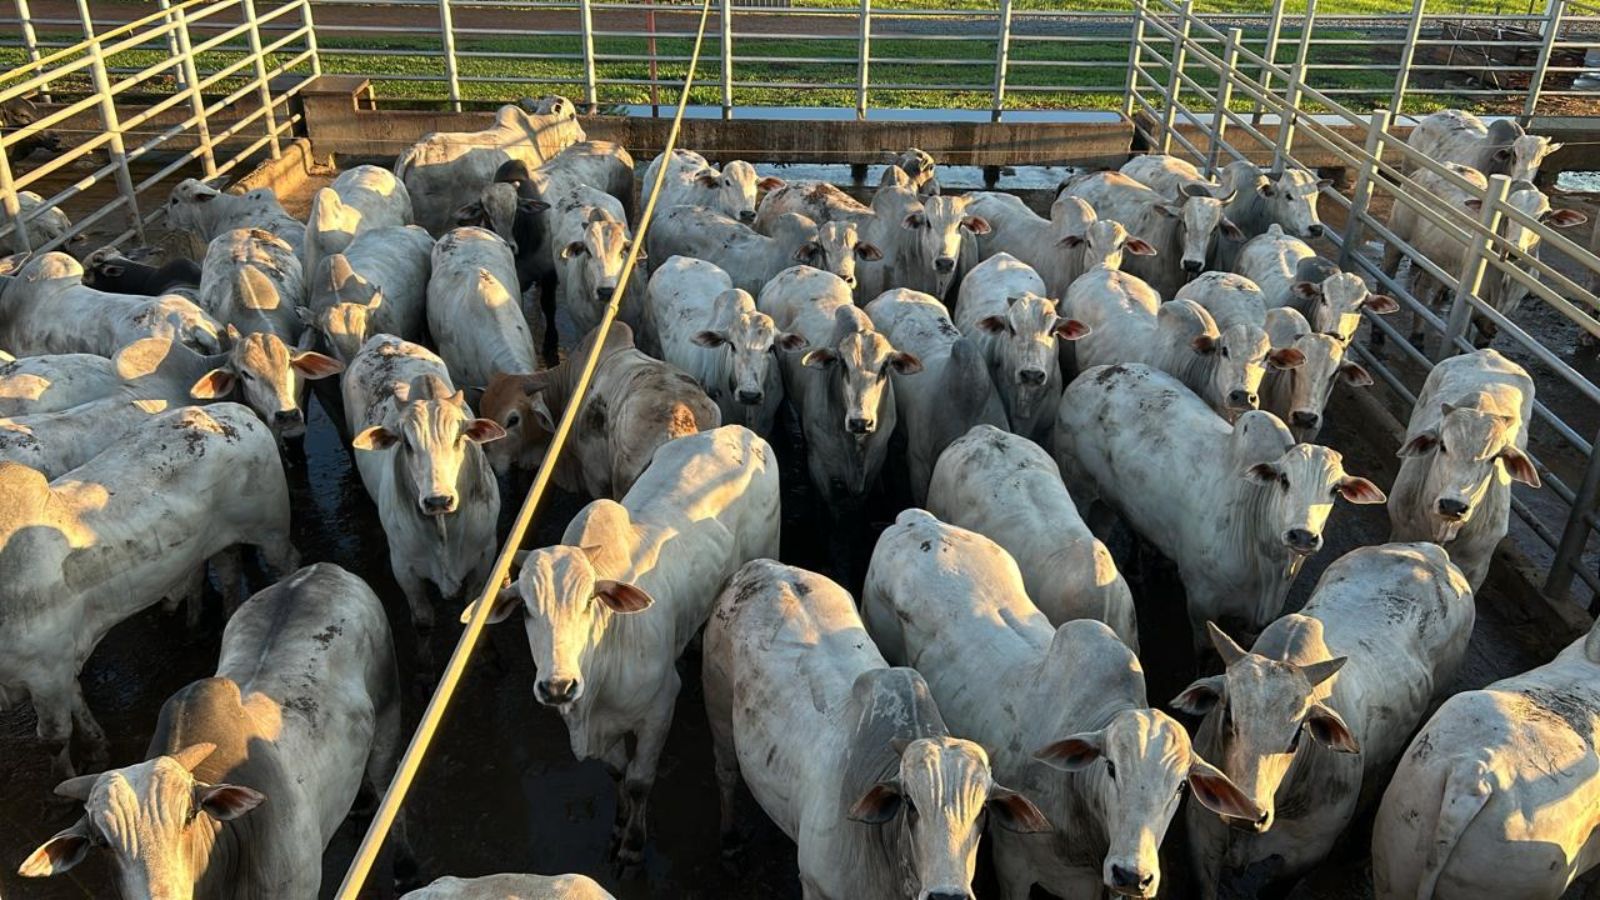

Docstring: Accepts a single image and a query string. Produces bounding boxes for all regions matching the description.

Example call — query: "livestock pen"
[3,0,1600,898]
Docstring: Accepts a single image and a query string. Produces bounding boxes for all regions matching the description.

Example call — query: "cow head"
[1257,168,1329,240]
[1263,310,1371,442]
[1397,396,1539,541]
[166,177,228,236]
[695,159,769,224]
[478,370,554,477]
[561,209,638,314]
[1035,707,1259,898]
[150,296,226,356]
[1498,134,1562,184]
[802,307,920,449]
[975,291,1088,419]
[796,220,882,291]
[899,194,990,297]
[1063,218,1157,274]
[1170,190,1243,276]
[352,373,505,515]
[1243,442,1385,559]
[1172,622,1356,831]
[1491,186,1587,271]
[190,326,342,439]
[20,743,264,898]
[1296,271,1398,343]
[1189,320,1304,421]
[893,148,940,196]
[693,289,804,407]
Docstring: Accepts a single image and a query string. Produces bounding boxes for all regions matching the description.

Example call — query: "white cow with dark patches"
[0,252,225,356]
[0,395,168,478]
[1388,348,1539,591]
[865,288,1008,504]
[960,193,1155,299]
[344,335,504,633]
[705,559,1050,900]
[1406,109,1561,184]
[1372,618,1600,900]
[642,148,777,224]
[20,563,402,900]
[1234,224,1398,340]
[862,510,1259,900]
[928,424,1137,648]
[403,874,616,900]
[303,164,414,282]
[755,180,873,233]
[1260,306,1372,442]
[1174,543,1474,898]
[472,426,780,864]
[198,228,305,341]
[0,403,295,776]
[955,253,1089,444]
[1060,169,1235,299]
[165,179,306,257]
[426,227,540,390]
[303,224,435,366]
[1055,364,1385,650]
[646,255,802,436]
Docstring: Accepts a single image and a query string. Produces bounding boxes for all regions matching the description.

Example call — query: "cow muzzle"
[1290,411,1320,431]
[738,210,757,224]
[1183,259,1204,274]
[1018,368,1047,387]
[1284,528,1321,554]
[596,286,616,305]
[1437,498,1469,521]
[1108,865,1157,898]
[919,890,973,900]
[934,257,956,275]
[536,677,581,706]
[420,493,458,516]
[273,409,305,431]
[1306,224,1325,238]
[1226,390,1259,410]
[846,416,875,435]
[736,388,763,406]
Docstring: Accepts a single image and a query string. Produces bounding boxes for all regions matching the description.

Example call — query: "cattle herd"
[0,97,1596,900]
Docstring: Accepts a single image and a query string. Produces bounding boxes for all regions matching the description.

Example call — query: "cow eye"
[506,411,521,429]
[1105,759,1117,780]
[1438,442,1449,456]
[1278,473,1290,490]
[1221,346,1230,358]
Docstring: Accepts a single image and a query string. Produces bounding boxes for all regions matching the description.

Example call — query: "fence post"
[1522,0,1565,123]
[720,0,733,119]
[856,0,871,120]
[302,0,322,79]
[438,0,462,113]
[240,0,282,158]
[579,0,599,114]
[1390,0,1425,116]
[14,0,51,103]
[1122,0,1146,121]
[172,0,217,177]
[1207,27,1242,177]
[1544,421,1600,604]
[1273,0,1316,170]
[1338,107,1391,270]
[991,0,1013,122]
[1438,173,1512,361]
[1159,0,1195,156]
[0,146,28,254]
[157,0,185,89]
[75,0,145,245]
[1253,0,1286,126]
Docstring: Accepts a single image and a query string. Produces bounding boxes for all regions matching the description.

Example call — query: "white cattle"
[889,147,941,195]
[1214,161,1330,266]
[705,559,1050,900]
[649,206,874,297]
[472,425,780,864]
[1372,618,1600,900]
[1064,267,1303,421]
[189,325,343,440]
[927,424,1138,648]
[344,335,503,632]
[862,510,1259,900]
[552,204,645,340]
[1406,109,1561,184]
[477,322,718,493]
[758,266,919,508]
[640,148,777,224]
[1260,306,1373,442]
[1234,224,1398,340]
[645,255,802,436]
[1174,543,1474,898]
[960,192,1155,298]
[487,142,636,289]
[954,253,1089,445]
[1055,364,1385,651]
[303,163,415,284]
[394,101,585,234]
[754,180,873,233]
[165,178,307,256]
[197,227,305,341]
[1,191,77,253]
[0,252,225,356]
[20,563,401,899]
[303,224,435,365]
[1388,348,1539,591]
[1121,154,1235,201]
[426,227,539,390]
[1174,270,1268,332]
[1060,169,1233,299]
[865,288,1008,504]
[0,395,168,479]
[403,874,615,900]
[0,403,294,775]
[867,186,990,301]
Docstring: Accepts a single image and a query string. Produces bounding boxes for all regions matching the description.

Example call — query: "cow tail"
[1417,760,1491,900]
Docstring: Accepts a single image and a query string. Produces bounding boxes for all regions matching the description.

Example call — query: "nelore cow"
[1260,306,1373,442]
[1056,364,1385,652]
[863,510,1258,900]
[867,186,990,301]
[1176,543,1474,898]
[403,874,616,900]
[652,207,873,299]
[0,252,225,356]
[303,224,435,366]
[1406,109,1561,184]
[1060,169,1234,299]
[166,178,307,257]
[960,193,1153,300]
[1234,224,1398,341]
[1,191,79,254]
[426,227,540,392]
[705,559,1048,900]
[471,426,780,864]
[304,164,415,285]
[641,148,777,224]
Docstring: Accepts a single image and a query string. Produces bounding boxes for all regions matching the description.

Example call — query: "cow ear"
[352,425,400,451]
[977,315,1010,335]
[1291,281,1321,300]
[793,241,820,263]
[1305,703,1360,753]
[1337,476,1386,504]
[595,580,654,614]
[1268,347,1306,370]
[692,330,727,348]
[18,823,93,877]
[469,580,524,625]
[1156,203,1182,218]
[801,348,837,369]
[986,785,1052,833]
[464,418,507,444]
[189,367,236,399]
[1499,445,1541,487]
[1493,147,1514,163]
[102,262,126,277]
[1464,199,1483,212]
[1125,237,1159,256]
[1397,431,1439,458]
[854,242,884,261]
[1033,732,1102,772]
[1258,182,1277,198]
[902,212,927,230]
[1054,318,1091,341]
[1339,362,1374,386]
[1219,219,1246,242]
[1059,234,1086,249]
[196,783,265,821]
[1171,674,1225,716]
[889,351,923,375]
[848,781,902,824]
[1546,208,1588,228]
[1187,758,1262,822]
[1191,333,1218,354]
[1363,293,1400,314]
[517,198,551,215]
[757,175,786,191]
[291,351,344,380]
[776,332,808,351]
[962,216,992,235]
[1244,462,1280,485]
[695,170,721,188]
[560,241,587,259]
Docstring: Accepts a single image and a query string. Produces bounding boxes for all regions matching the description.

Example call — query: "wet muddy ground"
[0,157,1594,900]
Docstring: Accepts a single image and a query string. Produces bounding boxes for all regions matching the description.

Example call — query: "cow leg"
[990,837,1036,900]
[601,741,630,850]
[705,671,743,851]
[537,274,559,364]
[617,671,680,865]
[164,566,206,628]
[396,570,436,675]
[69,686,109,773]
[256,530,299,579]
[210,547,249,615]
[33,682,79,780]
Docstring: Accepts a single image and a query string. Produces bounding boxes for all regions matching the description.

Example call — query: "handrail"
[329,0,717,895]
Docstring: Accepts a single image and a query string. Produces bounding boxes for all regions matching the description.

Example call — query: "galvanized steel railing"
[1131,0,1600,610]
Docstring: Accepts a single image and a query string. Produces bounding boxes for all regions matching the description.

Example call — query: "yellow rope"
[331,0,715,894]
